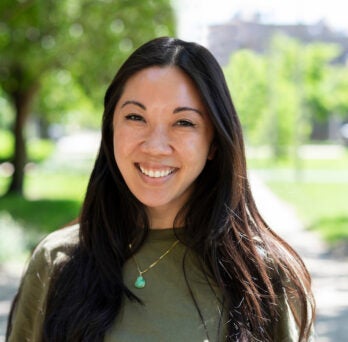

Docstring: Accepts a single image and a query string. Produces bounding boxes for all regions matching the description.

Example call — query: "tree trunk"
[6,85,38,196]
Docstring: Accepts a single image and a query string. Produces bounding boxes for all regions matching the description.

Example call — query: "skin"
[113,66,215,229]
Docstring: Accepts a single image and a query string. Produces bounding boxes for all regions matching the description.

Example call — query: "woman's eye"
[125,114,145,122]
[176,120,195,127]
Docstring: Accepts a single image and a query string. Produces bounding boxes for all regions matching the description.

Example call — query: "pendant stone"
[134,275,146,289]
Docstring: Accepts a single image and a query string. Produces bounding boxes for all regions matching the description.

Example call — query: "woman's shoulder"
[7,225,80,341]
[29,224,80,273]
[35,223,80,251]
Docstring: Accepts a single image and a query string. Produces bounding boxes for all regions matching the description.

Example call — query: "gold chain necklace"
[129,240,179,289]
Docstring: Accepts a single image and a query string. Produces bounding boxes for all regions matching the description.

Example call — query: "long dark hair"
[8,37,315,341]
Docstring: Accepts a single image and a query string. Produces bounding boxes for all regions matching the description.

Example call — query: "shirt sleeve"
[6,225,79,342]
[273,290,315,342]
[273,292,300,342]
[7,242,52,342]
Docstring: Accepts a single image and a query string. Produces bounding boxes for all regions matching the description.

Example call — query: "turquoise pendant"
[134,275,146,289]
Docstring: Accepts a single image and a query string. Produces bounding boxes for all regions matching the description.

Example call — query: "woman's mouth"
[137,164,176,178]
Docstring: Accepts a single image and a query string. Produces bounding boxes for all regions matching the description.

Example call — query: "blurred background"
[0,0,347,341]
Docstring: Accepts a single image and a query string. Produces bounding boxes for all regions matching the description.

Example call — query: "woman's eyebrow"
[121,100,146,110]
[173,106,203,116]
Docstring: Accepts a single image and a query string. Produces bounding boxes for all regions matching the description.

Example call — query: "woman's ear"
[207,142,216,160]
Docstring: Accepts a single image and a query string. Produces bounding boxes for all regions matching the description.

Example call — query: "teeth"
[139,166,174,178]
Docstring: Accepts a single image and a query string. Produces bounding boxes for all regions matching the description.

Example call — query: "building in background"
[207,17,348,141]
[208,16,348,66]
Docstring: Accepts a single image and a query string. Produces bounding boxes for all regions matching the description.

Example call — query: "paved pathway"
[250,173,348,342]
[1,173,347,341]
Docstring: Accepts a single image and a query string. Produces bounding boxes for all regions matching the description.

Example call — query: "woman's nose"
[140,126,173,155]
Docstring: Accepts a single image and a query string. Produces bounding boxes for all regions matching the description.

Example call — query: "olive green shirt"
[7,225,301,341]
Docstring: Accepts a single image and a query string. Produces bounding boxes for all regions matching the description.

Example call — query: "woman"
[7,37,315,341]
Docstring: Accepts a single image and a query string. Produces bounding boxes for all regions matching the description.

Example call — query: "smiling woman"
[6,37,315,342]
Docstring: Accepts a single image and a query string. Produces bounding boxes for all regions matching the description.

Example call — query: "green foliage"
[0,0,175,194]
[302,41,342,121]
[224,34,347,158]
[224,50,268,143]
[0,0,175,133]
[33,70,100,129]
[325,65,348,116]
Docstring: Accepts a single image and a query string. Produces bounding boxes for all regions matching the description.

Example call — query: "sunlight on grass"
[0,170,89,200]
[247,144,348,245]
[265,181,348,244]
[313,216,348,243]
[25,171,89,201]
[247,145,348,170]
[0,195,81,233]
[0,169,88,259]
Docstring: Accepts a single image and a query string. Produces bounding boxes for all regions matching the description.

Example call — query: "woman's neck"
[146,206,184,229]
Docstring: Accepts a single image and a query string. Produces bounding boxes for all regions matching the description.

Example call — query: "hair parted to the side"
[8,37,314,341]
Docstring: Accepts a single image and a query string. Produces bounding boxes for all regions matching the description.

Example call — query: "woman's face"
[113,66,215,228]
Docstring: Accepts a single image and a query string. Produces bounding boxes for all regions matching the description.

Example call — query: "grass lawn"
[0,170,89,260]
[248,145,348,245]
[247,150,348,170]
[0,131,91,261]
[265,181,348,244]
[0,170,88,229]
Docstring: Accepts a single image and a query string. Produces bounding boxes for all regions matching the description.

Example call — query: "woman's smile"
[136,163,176,179]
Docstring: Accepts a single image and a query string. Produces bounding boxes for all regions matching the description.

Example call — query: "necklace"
[129,240,179,289]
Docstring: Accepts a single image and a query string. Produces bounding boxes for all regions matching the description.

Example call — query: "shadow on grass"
[0,195,81,235]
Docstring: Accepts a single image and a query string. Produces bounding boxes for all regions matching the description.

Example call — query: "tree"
[326,65,348,118]
[34,69,100,138]
[0,0,175,195]
[224,34,344,159]
[223,50,268,145]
